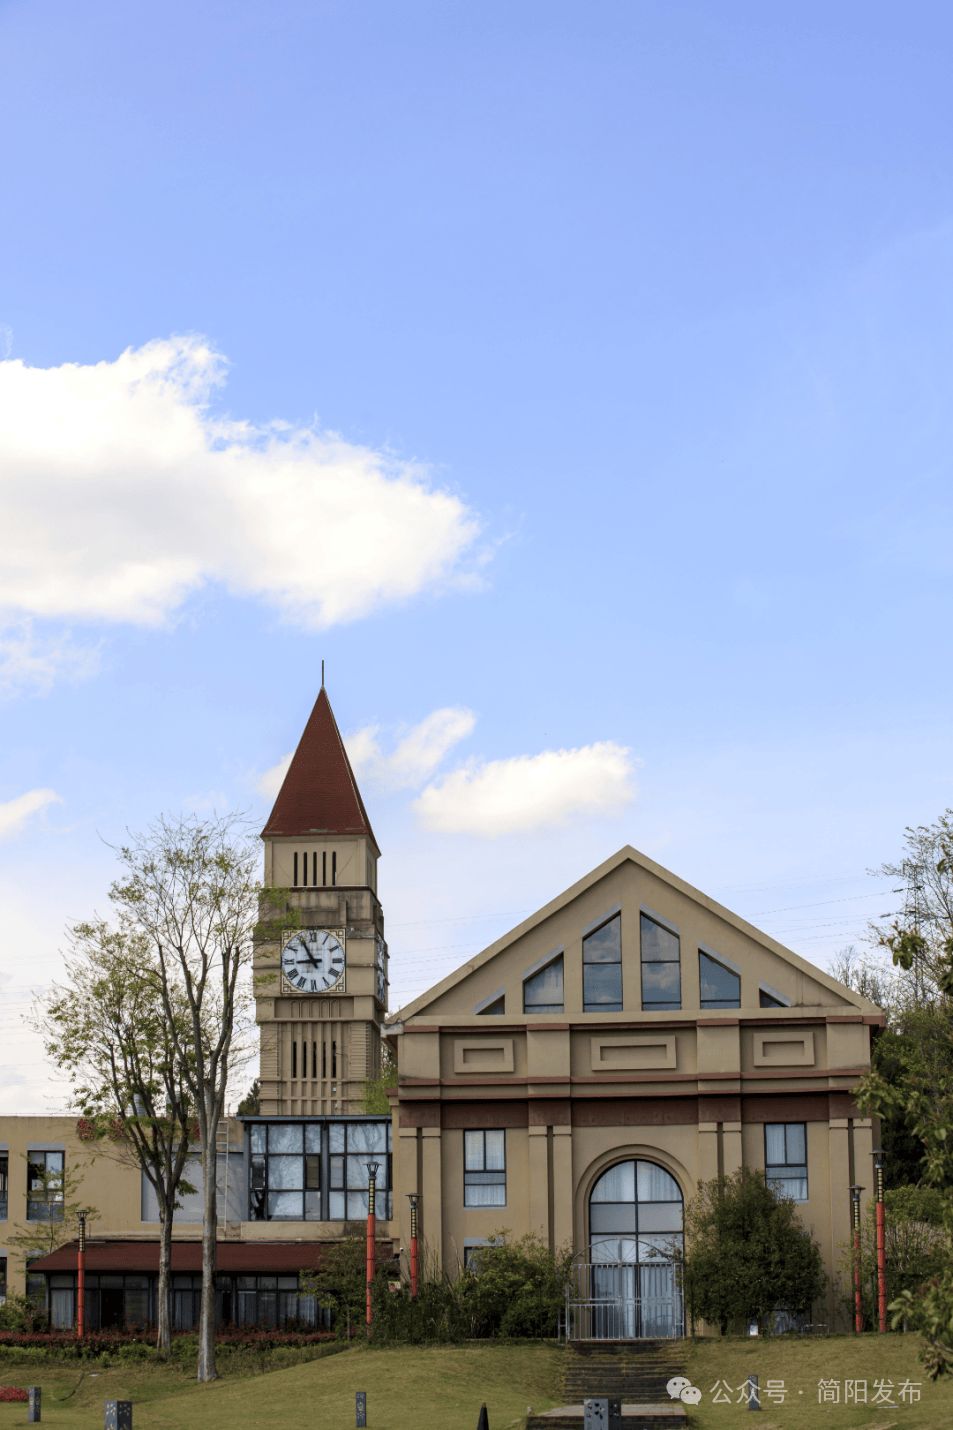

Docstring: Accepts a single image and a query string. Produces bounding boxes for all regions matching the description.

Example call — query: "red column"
[366,1165,378,1333]
[873,1154,887,1334]
[409,1194,419,1299]
[850,1185,864,1334]
[77,1210,86,1339]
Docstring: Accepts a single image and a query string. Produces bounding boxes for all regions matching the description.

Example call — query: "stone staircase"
[527,1342,690,1430]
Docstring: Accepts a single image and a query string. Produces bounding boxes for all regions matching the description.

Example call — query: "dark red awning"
[29,1240,393,1276]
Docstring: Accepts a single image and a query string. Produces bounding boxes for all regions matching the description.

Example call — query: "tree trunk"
[157,1204,173,1356]
[197,1123,218,1382]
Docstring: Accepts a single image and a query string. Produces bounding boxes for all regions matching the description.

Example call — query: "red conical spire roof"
[261,687,378,851]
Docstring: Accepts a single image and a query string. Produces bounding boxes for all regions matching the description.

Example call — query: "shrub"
[679,1165,827,1334]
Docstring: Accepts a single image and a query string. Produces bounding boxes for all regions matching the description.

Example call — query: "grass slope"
[684,1335,953,1429]
[0,1343,564,1430]
[1,1338,952,1430]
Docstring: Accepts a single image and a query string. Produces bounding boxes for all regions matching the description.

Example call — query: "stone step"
[529,1404,687,1430]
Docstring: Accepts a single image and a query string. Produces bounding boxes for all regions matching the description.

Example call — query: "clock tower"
[255,685,387,1115]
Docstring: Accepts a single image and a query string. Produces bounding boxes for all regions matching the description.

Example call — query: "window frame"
[698,948,741,1010]
[639,912,681,1011]
[582,915,623,1013]
[764,1122,809,1202]
[523,950,564,1015]
[26,1151,65,1223]
[463,1129,506,1208]
[248,1118,391,1223]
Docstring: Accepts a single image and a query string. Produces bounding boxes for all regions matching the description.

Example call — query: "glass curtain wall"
[249,1118,392,1221]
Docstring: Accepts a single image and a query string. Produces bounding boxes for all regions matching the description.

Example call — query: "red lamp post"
[871,1150,887,1333]
[849,1185,864,1333]
[408,1193,420,1299]
[366,1162,380,1333]
[76,1209,87,1339]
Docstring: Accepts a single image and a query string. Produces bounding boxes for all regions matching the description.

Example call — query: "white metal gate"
[567,1255,683,1340]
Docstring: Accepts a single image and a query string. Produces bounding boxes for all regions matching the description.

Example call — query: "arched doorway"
[569,1159,684,1339]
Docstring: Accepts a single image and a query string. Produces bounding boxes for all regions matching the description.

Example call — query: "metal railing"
[566,1259,683,1341]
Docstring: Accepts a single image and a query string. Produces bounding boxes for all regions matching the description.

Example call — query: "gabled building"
[386,844,884,1331]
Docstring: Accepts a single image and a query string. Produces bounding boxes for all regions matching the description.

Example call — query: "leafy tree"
[31,920,197,1355]
[836,1186,949,1329]
[854,810,953,1377]
[679,1166,826,1334]
[236,1078,260,1115]
[866,811,953,1002]
[105,812,262,1382]
[358,1047,396,1115]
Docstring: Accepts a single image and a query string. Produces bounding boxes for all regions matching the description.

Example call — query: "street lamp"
[366,1162,381,1333]
[870,1151,887,1333]
[77,1209,87,1340]
[849,1186,864,1334]
[407,1193,421,1299]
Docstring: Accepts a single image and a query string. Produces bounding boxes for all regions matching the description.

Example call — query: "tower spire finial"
[321,659,325,687]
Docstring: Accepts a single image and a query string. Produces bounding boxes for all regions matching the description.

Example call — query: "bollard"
[477,1403,489,1430]
[356,1392,367,1427]
[105,1401,132,1430]
[747,1375,759,1411]
[584,1400,616,1430]
[28,1387,41,1423]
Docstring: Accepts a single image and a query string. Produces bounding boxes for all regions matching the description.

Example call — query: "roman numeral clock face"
[281,930,345,993]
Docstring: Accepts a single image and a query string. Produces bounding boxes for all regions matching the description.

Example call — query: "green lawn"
[683,1334,953,1430]
[0,1342,564,1430]
[0,1337,951,1430]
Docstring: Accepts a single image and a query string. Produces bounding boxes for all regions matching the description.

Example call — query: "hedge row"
[0,1329,338,1352]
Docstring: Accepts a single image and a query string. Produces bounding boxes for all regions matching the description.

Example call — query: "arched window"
[586,1159,684,1338]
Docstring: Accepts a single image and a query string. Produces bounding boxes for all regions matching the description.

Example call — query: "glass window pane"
[347,1190,369,1218]
[269,1124,303,1154]
[484,1130,505,1170]
[347,1123,387,1153]
[760,990,784,1008]
[640,915,680,962]
[637,1203,683,1233]
[591,1161,635,1203]
[277,1276,298,1289]
[267,1191,301,1218]
[305,1124,322,1154]
[268,1155,304,1190]
[698,952,740,1007]
[637,1162,681,1202]
[250,1125,266,1153]
[638,1234,683,1263]
[463,1171,506,1185]
[785,1123,806,1163]
[641,961,681,1005]
[583,916,621,964]
[768,1173,808,1201]
[328,1191,346,1219]
[464,1182,505,1207]
[305,1155,321,1190]
[590,1203,636,1234]
[464,1130,484,1171]
[524,957,564,1012]
[765,1124,786,1165]
[583,963,623,1007]
[330,1156,344,1189]
[478,996,505,1015]
[346,1158,370,1189]
[329,1123,345,1153]
[304,1191,321,1219]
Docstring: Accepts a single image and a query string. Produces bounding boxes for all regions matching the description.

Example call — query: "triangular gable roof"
[388,844,880,1021]
[261,687,379,852]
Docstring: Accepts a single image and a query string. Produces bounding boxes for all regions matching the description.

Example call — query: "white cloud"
[348,707,476,790]
[0,788,62,839]
[0,337,481,632]
[413,741,637,836]
[256,706,476,803]
[0,620,101,698]
[257,753,293,801]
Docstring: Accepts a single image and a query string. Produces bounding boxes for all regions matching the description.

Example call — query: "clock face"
[281,930,345,993]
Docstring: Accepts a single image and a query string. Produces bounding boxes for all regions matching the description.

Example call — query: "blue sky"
[1,0,952,1110]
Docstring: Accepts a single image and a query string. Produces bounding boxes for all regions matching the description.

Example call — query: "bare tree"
[867,809,953,1004]
[32,920,197,1354]
[107,813,260,1382]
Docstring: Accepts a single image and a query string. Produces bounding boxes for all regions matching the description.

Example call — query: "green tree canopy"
[680,1166,826,1334]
